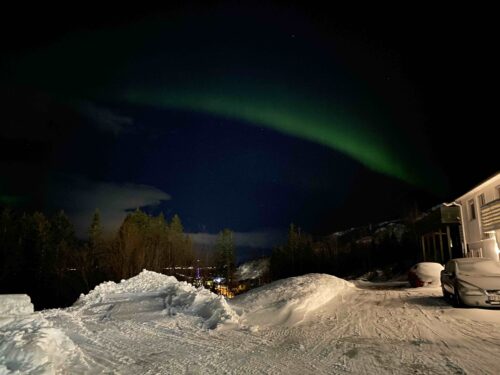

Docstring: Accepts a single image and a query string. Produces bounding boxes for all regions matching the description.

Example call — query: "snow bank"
[231,273,355,327]
[0,295,34,316]
[0,314,76,375]
[163,282,240,329]
[74,270,239,329]
[235,258,269,281]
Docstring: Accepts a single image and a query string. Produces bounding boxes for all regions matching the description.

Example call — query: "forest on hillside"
[270,222,420,280]
[1,206,421,309]
[0,208,196,308]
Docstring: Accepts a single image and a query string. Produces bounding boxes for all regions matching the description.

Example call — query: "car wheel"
[442,287,450,301]
[452,288,463,308]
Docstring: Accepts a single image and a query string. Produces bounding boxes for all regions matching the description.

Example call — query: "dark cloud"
[78,102,134,135]
[189,230,285,249]
[47,176,170,237]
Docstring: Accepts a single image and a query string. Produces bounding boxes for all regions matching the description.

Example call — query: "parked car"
[441,258,500,307]
[408,262,444,287]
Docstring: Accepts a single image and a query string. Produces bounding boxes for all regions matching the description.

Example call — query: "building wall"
[456,173,500,260]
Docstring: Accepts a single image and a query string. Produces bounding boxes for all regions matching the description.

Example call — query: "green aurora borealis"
[124,86,429,188]
[2,10,446,198]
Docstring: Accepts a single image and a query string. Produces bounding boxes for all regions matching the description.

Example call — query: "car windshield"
[457,261,500,276]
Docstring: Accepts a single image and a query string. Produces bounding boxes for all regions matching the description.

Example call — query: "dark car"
[441,258,500,307]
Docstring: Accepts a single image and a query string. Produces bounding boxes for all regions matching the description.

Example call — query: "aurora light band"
[124,88,425,188]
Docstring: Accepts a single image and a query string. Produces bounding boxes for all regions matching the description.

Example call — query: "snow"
[446,308,500,324]
[233,273,355,327]
[73,269,239,329]
[0,314,80,375]
[411,262,444,286]
[456,274,500,290]
[457,259,500,275]
[0,295,34,317]
[3,270,500,374]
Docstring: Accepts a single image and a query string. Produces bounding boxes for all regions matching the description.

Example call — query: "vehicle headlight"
[457,281,485,296]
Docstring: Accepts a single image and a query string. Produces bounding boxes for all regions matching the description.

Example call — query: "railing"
[481,199,500,232]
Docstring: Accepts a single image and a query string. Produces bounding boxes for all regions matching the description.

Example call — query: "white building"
[456,172,500,260]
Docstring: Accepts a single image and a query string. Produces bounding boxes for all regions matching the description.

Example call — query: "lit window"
[469,199,476,220]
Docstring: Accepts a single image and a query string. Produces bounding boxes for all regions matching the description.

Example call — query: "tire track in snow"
[43,281,500,374]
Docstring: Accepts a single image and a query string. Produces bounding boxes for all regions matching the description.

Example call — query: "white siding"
[456,173,500,260]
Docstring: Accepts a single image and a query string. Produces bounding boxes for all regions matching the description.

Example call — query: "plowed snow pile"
[0,295,34,316]
[232,273,355,327]
[0,314,78,375]
[73,269,239,329]
[5,270,499,374]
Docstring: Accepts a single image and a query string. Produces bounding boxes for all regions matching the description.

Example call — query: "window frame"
[478,193,486,206]
[468,199,476,221]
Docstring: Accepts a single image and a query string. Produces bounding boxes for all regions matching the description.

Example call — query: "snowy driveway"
[37,275,500,374]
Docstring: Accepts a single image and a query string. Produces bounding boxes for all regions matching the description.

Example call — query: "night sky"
[1,4,497,254]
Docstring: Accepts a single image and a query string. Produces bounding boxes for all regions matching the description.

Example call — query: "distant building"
[455,172,500,260]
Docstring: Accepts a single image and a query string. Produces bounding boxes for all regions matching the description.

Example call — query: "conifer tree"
[0,209,21,286]
[78,209,105,291]
[214,229,236,283]
[168,215,181,267]
[89,209,103,249]
[49,211,76,300]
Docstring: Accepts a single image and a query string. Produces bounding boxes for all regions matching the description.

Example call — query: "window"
[469,199,476,220]
[478,193,486,206]
[497,185,500,199]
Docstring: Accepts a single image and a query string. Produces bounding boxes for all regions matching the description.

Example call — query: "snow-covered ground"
[0,311,85,374]
[2,271,500,374]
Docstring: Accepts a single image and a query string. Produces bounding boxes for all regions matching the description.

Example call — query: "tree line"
[1,205,419,308]
[214,228,236,283]
[0,208,196,309]
[270,222,419,280]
